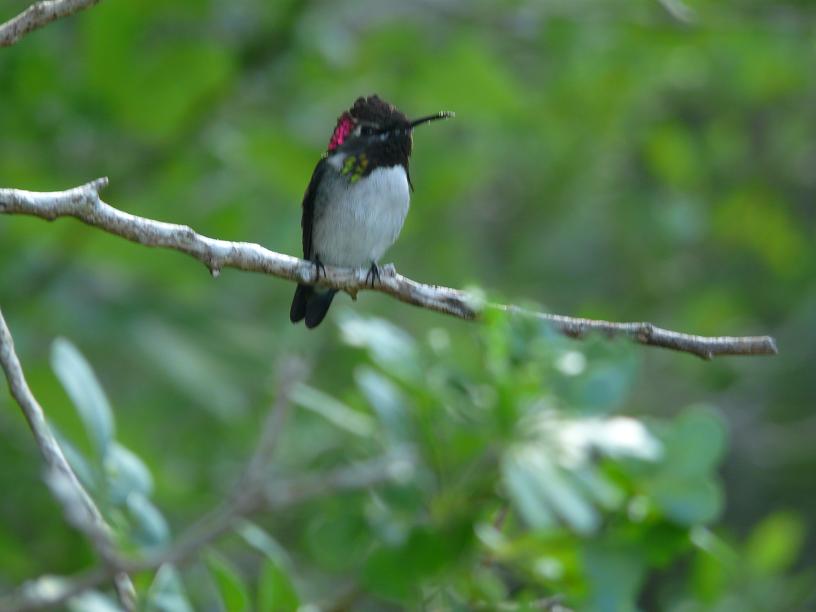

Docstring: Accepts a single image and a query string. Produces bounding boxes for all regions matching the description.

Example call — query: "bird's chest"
[312,165,410,267]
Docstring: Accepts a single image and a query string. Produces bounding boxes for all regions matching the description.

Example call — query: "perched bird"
[290,94,453,328]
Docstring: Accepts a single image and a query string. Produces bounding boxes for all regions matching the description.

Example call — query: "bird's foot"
[365,262,381,287]
[312,257,327,283]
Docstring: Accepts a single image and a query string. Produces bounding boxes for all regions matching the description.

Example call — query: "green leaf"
[146,564,193,612]
[584,542,645,612]
[338,312,420,380]
[690,528,737,602]
[68,590,122,612]
[126,492,169,547]
[55,432,99,492]
[746,512,805,575]
[503,447,599,534]
[236,520,290,566]
[664,405,727,477]
[257,558,299,612]
[305,509,369,570]
[650,476,722,525]
[105,442,154,504]
[526,449,599,534]
[50,338,115,459]
[291,383,375,437]
[576,364,633,413]
[502,452,555,530]
[362,524,472,602]
[207,552,250,612]
[572,467,624,511]
[354,366,411,442]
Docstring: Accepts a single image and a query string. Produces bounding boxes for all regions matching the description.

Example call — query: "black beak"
[408,111,455,129]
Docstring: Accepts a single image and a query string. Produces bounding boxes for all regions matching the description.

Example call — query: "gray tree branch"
[0,178,778,359]
[0,306,135,611]
[0,0,102,47]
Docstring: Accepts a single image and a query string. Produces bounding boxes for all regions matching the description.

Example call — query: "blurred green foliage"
[1,0,814,609]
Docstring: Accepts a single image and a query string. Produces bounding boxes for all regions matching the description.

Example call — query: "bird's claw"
[365,262,381,287]
[312,258,327,283]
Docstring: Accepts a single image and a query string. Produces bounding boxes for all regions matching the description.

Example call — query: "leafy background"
[1,0,814,609]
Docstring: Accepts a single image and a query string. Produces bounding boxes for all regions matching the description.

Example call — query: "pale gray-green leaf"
[146,565,193,612]
[291,383,374,437]
[106,442,154,504]
[68,590,123,612]
[355,366,410,441]
[51,338,115,459]
[127,492,169,547]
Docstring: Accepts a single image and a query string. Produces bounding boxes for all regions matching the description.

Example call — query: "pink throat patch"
[328,114,354,151]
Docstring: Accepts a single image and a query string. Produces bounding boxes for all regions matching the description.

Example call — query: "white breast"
[312,165,410,268]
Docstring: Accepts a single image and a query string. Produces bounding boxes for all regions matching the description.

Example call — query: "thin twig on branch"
[0,0,102,47]
[0,178,778,359]
[0,306,135,611]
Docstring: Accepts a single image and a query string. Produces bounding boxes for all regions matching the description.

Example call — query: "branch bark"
[0,0,102,47]
[0,306,135,610]
[0,178,778,359]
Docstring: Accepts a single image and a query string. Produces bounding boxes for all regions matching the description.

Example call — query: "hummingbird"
[290,94,454,328]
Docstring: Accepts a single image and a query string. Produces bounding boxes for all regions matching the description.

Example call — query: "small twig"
[0,0,103,47]
[139,361,308,573]
[0,450,414,611]
[0,346,409,611]
[0,179,778,358]
[0,306,135,611]
[242,359,308,488]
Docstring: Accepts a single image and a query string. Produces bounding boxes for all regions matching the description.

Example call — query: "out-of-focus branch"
[0,178,778,359]
[0,0,102,47]
[130,449,414,575]
[0,357,411,611]
[1,450,414,611]
[242,360,307,488]
[0,306,135,611]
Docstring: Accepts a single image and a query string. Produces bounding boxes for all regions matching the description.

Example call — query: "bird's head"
[326,94,453,157]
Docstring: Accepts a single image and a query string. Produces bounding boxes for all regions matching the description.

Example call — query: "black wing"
[300,157,329,260]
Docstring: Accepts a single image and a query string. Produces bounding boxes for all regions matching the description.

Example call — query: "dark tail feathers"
[290,284,336,329]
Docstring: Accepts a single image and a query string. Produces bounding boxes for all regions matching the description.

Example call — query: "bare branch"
[0,0,102,47]
[130,449,415,573]
[0,178,778,359]
[0,306,135,610]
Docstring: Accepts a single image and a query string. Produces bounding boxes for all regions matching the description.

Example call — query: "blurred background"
[1,0,814,609]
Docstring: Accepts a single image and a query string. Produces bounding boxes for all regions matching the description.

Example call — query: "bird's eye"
[360,125,375,136]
